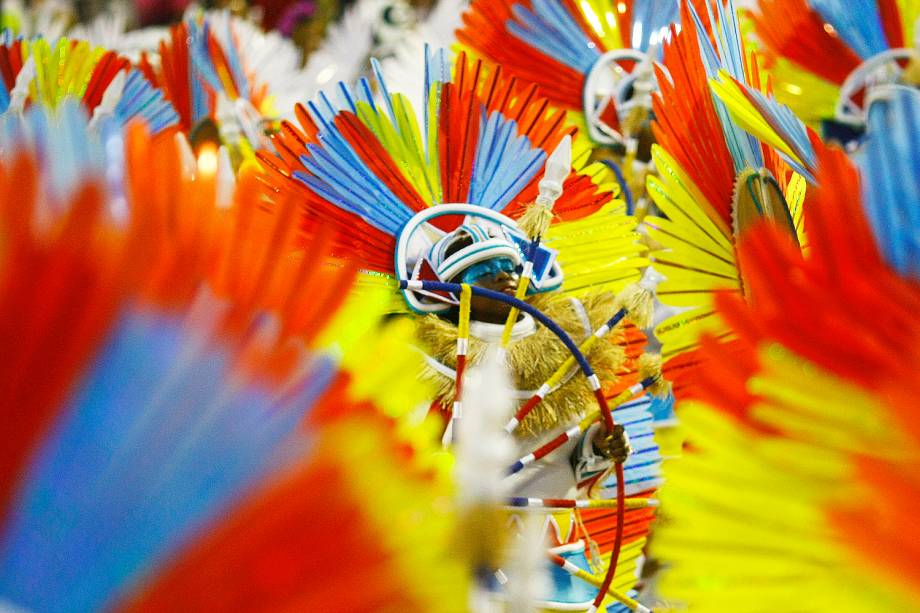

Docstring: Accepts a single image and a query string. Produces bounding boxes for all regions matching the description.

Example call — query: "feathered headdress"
[651,96,920,613]
[749,0,918,131]
[139,9,309,154]
[0,106,468,612]
[457,0,680,149]
[261,48,647,313]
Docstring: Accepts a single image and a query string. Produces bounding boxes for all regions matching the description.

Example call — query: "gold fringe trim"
[416,292,627,438]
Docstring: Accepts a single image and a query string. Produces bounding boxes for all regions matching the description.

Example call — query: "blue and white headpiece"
[396,204,564,313]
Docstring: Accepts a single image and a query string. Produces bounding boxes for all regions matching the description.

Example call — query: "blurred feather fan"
[0,107,466,612]
[651,134,920,612]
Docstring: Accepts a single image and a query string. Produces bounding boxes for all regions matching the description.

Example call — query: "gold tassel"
[615,282,655,328]
[638,353,671,397]
[517,201,555,241]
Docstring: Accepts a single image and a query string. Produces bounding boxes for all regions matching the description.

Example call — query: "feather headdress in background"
[641,0,810,395]
[749,0,918,130]
[651,111,920,613]
[457,0,680,149]
[0,33,177,133]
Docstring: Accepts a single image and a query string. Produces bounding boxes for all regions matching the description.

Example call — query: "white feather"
[454,347,516,507]
[301,2,376,97]
[3,0,72,41]
[204,9,309,119]
[7,56,36,115]
[65,4,168,61]
[88,69,127,129]
[378,0,469,119]
[505,514,550,613]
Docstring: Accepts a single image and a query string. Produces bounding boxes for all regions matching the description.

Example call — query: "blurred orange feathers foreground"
[0,113,465,612]
[1,0,919,611]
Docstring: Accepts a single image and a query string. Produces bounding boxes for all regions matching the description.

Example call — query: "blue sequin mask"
[460,257,518,284]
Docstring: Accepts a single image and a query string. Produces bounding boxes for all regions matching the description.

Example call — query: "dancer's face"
[444,233,522,324]
[467,264,520,325]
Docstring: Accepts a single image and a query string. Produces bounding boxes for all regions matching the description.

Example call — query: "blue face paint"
[459,258,517,284]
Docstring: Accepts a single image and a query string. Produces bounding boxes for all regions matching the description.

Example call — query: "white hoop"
[835,47,918,126]
[582,49,665,146]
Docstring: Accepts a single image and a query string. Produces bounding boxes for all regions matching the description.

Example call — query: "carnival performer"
[415,213,644,498]
[261,47,668,612]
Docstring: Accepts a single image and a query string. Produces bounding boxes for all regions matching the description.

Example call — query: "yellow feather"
[710,71,803,165]
[785,171,809,249]
[898,0,918,43]
[545,203,647,297]
[653,340,920,612]
[765,59,840,128]
[649,146,734,242]
[575,0,623,49]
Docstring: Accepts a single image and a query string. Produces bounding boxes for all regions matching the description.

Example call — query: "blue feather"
[690,0,763,171]
[810,0,890,58]
[0,304,335,612]
[631,0,679,53]
[0,66,9,114]
[859,87,920,280]
[114,69,179,134]
[371,57,399,132]
[471,112,546,211]
[507,0,599,74]
[220,17,250,100]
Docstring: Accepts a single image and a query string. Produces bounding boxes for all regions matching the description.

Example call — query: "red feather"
[752,0,862,85]
[82,51,131,111]
[877,0,906,48]
[0,157,131,525]
[439,54,482,204]
[652,10,736,228]
[155,24,194,131]
[457,0,592,111]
